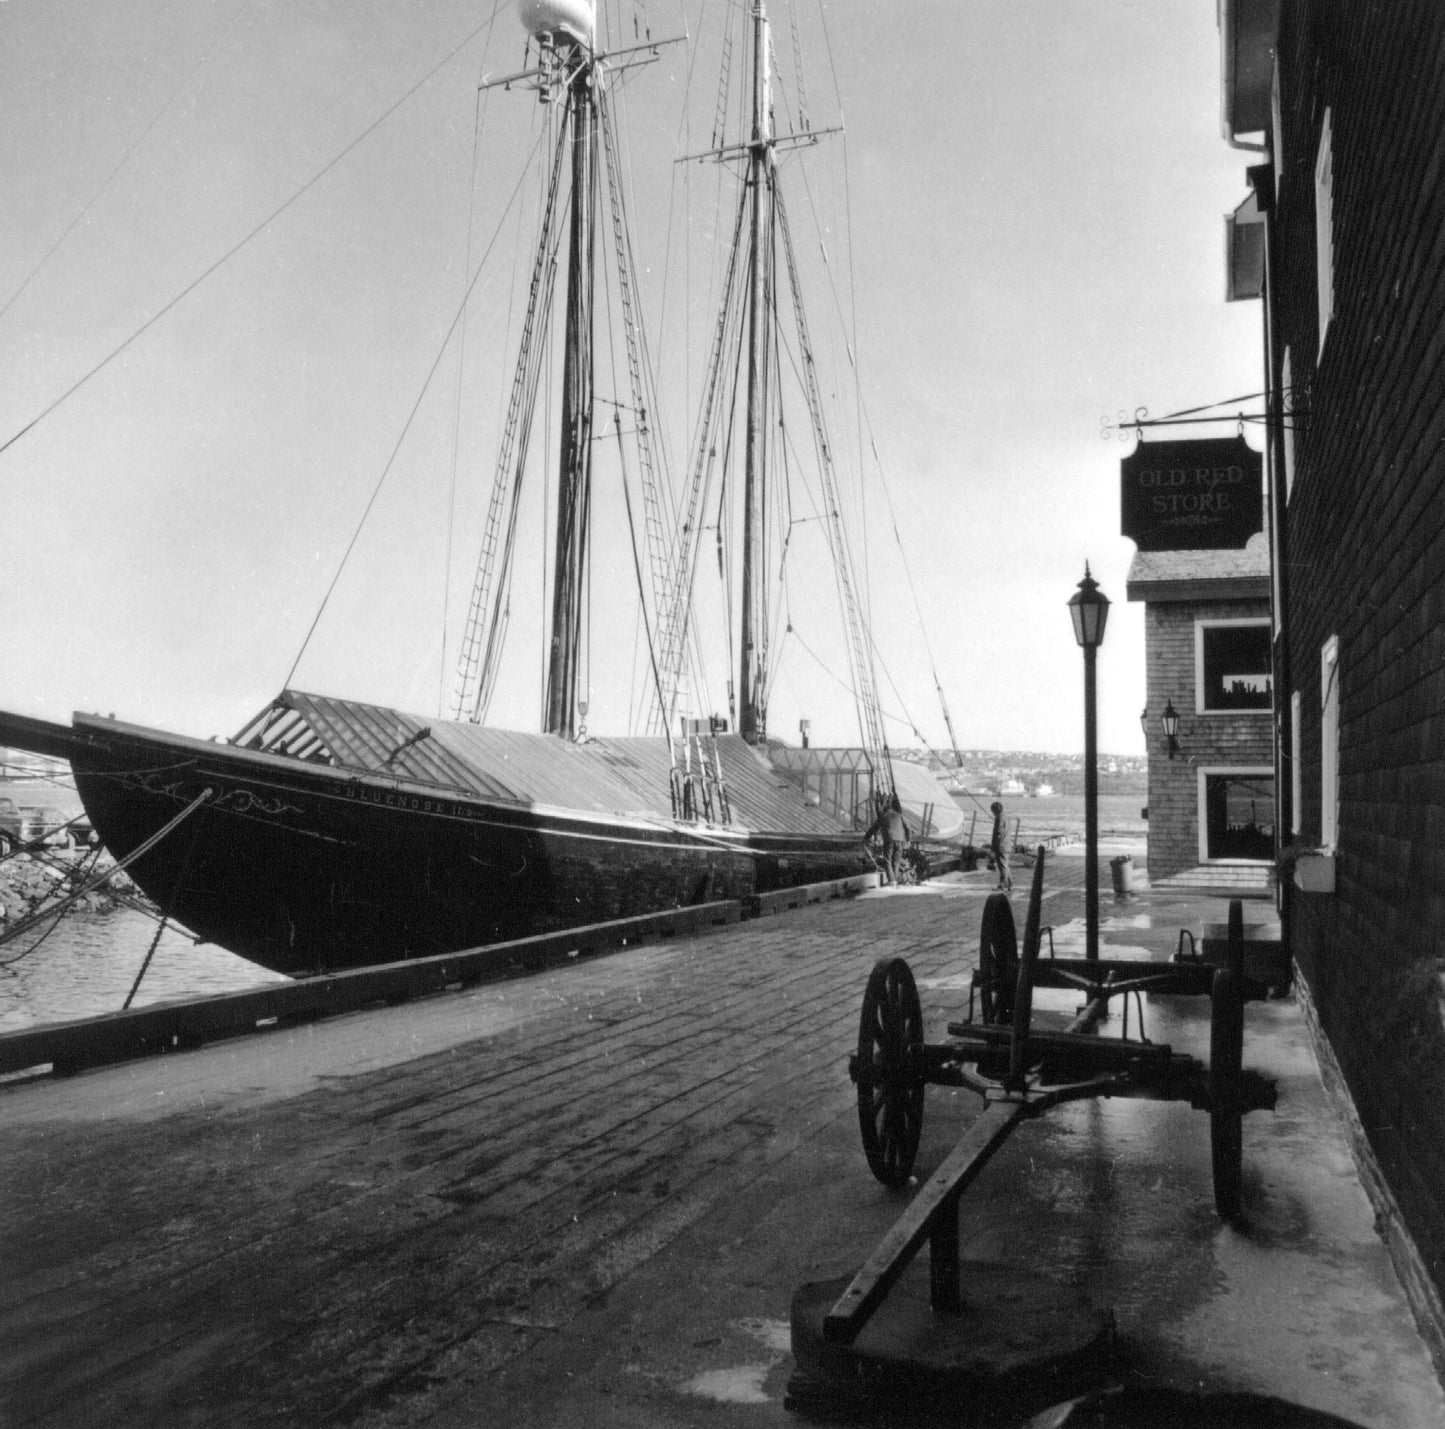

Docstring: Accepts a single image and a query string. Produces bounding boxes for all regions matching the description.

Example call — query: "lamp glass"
[1067,566,1111,648]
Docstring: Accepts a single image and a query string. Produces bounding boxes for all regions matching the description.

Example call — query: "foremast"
[737,0,772,746]
[543,39,597,740]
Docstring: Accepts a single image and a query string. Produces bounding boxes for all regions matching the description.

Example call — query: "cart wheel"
[856,957,925,1188]
[978,893,1018,1024]
[1005,909,1041,1090]
[1210,966,1245,1220]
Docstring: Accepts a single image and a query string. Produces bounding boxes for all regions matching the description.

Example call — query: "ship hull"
[27,713,868,977]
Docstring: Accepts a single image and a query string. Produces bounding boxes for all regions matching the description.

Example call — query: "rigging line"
[460,113,570,722]
[613,412,671,728]
[789,123,949,733]
[442,80,492,717]
[0,788,213,958]
[0,0,257,331]
[0,9,504,464]
[785,620,913,735]
[804,0,870,633]
[652,0,703,438]
[0,846,102,972]
[870,637,951,768]
[284,123,550,693]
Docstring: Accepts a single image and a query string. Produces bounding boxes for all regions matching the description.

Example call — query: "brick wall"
[1144,598,1273,878]
[1269,0,1445,1303]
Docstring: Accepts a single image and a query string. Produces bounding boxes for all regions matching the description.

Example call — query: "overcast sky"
[0,0,1262,756]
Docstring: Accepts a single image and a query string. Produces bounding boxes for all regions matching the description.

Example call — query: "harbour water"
[0,791,1147,1034]
[950,790,1149,846]
[0,909,285,1034]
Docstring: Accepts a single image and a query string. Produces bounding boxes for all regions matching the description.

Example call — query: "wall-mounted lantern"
[1162,699,1181,760]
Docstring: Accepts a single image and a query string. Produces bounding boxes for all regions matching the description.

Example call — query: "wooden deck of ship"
[3,857,1442,1427]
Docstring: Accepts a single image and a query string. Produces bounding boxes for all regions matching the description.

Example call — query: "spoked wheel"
[1005,849,1047,1090]
[978,893,1018,1024]
[856,957,925,1188]
[1209,965,1245,1220]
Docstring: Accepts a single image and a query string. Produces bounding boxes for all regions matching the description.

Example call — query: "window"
[1321,637,1339,849]
[1315,108,1334,356]
[1290,690,1302,836]
[1196,620,1273,712]
[1198,768,1275,862]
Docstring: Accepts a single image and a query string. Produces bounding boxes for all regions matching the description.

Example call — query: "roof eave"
[1126,576,1270,604]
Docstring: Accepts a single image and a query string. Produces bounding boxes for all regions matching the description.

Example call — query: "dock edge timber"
[0,873,879,1079]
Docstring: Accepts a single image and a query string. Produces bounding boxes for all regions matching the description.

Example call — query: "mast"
[737,0,773,745]
[544,36,598,739]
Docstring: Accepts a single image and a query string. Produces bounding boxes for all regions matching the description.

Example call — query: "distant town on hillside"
[890,747,1148,799]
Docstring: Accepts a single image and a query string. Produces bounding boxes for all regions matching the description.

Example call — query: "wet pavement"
[2,857,1441,1427]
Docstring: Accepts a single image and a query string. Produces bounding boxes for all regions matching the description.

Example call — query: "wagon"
[825,847,1278,1347]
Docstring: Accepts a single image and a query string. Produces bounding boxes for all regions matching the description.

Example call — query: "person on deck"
[990,800,1012,893]
[866,793,910,885]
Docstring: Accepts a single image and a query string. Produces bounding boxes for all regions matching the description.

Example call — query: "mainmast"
[737,0,773,746]
[543,26,598,739]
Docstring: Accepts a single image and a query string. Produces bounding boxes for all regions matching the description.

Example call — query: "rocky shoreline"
[0,846,147,926]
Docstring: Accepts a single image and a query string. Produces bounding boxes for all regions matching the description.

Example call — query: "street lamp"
[1067,564,1110,963]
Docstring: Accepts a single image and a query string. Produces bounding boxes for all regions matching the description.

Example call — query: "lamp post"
[1068,564,1110,963]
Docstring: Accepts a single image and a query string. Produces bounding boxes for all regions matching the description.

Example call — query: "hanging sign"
[1120,435,1263,551]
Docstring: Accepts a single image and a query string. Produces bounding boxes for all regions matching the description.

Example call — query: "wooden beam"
[822,1100,1030,1345]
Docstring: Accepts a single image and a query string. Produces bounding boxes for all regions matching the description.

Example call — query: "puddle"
[679,1317,792,1405]
[681,1365,772,1404]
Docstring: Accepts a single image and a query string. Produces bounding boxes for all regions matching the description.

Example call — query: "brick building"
[1127,540,1273,885]
[1222,0,1445,1348]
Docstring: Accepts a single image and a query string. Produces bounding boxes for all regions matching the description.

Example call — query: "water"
[0,907,285,1033]
[951,791,1149,845]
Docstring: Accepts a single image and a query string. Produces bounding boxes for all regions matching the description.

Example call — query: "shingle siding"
[1142,598,1273,878]
[1271,0,1445,1301]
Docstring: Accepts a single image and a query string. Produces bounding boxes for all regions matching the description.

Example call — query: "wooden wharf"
[2,858,1442,1429]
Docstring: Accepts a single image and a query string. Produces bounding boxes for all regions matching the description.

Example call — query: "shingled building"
[1127,538,1273,889]
[1222,0,1445,1356]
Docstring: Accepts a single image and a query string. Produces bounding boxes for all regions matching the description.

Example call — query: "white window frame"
[1321,637,1340,850]
[1196,765,1276,864]
[1290,690,1302,836]
[1316,108,1334,357]
[1195,617,1273,715]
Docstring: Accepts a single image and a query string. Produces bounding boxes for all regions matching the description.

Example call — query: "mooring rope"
[0,788,214,959]
[121,805,208,1009]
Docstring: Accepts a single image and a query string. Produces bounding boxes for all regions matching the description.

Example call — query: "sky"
[0,0,1263,757]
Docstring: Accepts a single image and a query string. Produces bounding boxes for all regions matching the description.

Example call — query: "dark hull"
[32,715,868,977]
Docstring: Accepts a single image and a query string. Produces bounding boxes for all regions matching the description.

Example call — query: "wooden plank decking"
[3,861,1442,1429]
[0,881,991,1427]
